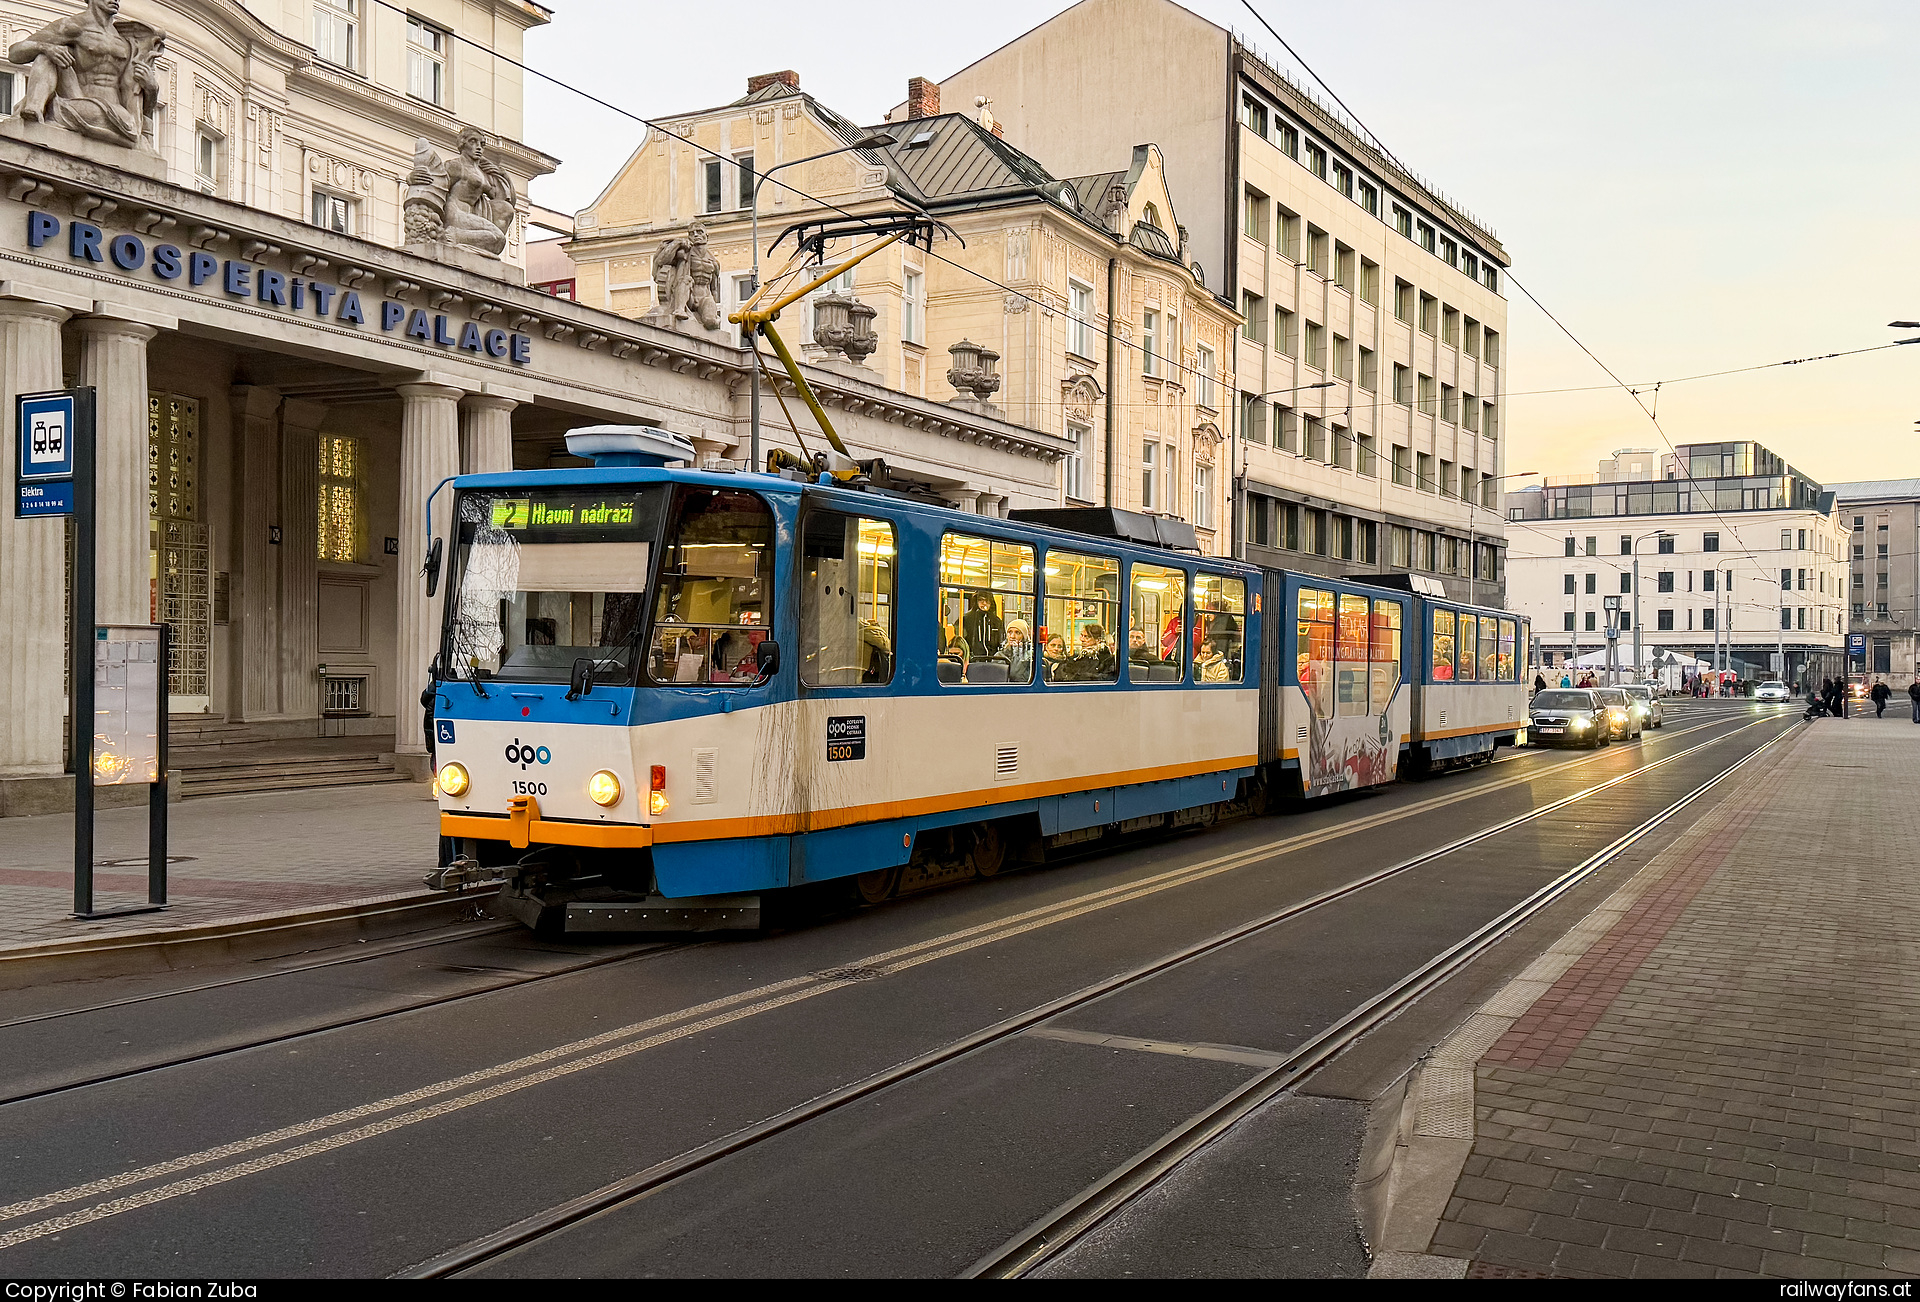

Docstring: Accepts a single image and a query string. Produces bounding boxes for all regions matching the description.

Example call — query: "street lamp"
[745,133,895,471]
[1463,469,1538,608]
[1629,526,1671,685]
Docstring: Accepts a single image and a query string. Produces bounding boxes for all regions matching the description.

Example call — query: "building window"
[1332,161,1353,199]
[1464,318,1481,358]
[1418,293,1437,335]
[1243,186,1268,241]
[1564,536,1576,557]
[1305,141,1326,179]
[1484,329,1500,366]
[1657,571,1674,593]
[1068,280,1094,358]
[1484,265,1499,293]
[1483,402,1498,440]
[735,153,756,210]
[902,268,924,345]
[1584,611,1597,632]
[1275,306,1295,357]
[1239,392,1264,444]
[1584,573,1597,596]
[1195,344,1215,408]
[1358,258,1379,306]
[1658,535,1675,554]
[1273,405,1295,453]
[1274,205,1299,260]
[1440,383,1456,424]
[1140,439,1157,510]
[1702,532,1719,552]
[1392,444,1411,487]
[532,278,576,300]
[1463,393,1480,433]
[1416,452,1433,494]
[1586,536,1598,556]
[406,16,446,105]
[1658,609,1674,631]
[1416,373,1435,415]
[1358,180,1379,216]
[1332,333,1351,381]
[703,159,723,214]
[1440,235,1458,267]
[1358,433,1376,477]
[1307,226,1329,276]
[1563,612,1576,633]
[1334,242,1354,290]
[1393,278,1413,322]
[1304,416,1326,461]
[1418,221,1436,254]
[1393,364,1411,406]
[1141,310,1159,376]
[1619,534,1632,555]
[313,0,358,68]
[1193,463,1215,529]
[1065,421,1090,502]
[1274,121,1297,159]
[311,190,352,234]
[1563,574,1576,595]
[318,435,362,562]
[1358,347,1377,393]
[1304,320,1324,370]
[0,69,15,117]
[195,130,223,193]
[1441,306,1459,346]
[1620,573,1632,595]
[1240,94,1267,136]
[1242,291,1266,344]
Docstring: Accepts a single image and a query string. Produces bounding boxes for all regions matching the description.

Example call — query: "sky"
[521,0,1920,489]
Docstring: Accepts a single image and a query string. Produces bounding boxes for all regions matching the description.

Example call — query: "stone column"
[279,399,326,719]
[395,383,462,768]
[0,301,70,779]
[458,394,516,475]
[950,488,981,514]
[230,385,282,719]
[75,317,158,628]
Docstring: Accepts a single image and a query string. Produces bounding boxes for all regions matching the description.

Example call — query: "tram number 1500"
[826,715,866,763]
[511,780,549,795]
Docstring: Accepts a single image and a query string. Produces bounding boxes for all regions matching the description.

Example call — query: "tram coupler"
[423,857,508,892]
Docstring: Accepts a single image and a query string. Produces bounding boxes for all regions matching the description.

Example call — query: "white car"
[1754,681,1792,703]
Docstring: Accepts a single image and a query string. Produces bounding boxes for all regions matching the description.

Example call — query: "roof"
[870,114,1074,209]
[1830,479,1920,503]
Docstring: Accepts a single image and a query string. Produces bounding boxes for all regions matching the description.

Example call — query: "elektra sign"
[26,211,534,365]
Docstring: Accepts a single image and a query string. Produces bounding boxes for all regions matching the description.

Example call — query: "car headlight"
[437,762,469,798]
[1570,717,1588,730]
[588,770,622,807]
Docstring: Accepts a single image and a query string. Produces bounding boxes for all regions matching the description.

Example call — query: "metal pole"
[150,621,169,906]
[1632,547,1642,679]
[748,176,761,473]
[71,388,95,918]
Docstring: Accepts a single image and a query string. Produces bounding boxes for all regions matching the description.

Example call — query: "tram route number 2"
[827,715,866,763]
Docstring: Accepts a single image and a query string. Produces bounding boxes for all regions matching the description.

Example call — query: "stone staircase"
[171,718,416,799]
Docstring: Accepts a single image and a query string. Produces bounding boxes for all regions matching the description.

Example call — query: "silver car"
[1622,684,1663,729]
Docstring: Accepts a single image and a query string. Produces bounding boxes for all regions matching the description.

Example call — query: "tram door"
[1296,585,1401,797]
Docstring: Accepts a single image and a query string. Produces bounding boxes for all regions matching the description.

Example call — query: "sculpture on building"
[7,0,166,148]
[1099,180,1129,232]
[644,223,724,332]
[811,291,878,366]
[404,128,516,257]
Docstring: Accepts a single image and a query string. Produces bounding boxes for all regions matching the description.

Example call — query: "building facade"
[1833,479,1920,689]
[0,3,1070,812]
[913,0,1512,600]
[561,72,1238,549]
[1507,443,1848,686]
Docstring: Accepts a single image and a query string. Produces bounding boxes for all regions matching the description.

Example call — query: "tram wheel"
[853,866,900,905]
[970,823,1008,878]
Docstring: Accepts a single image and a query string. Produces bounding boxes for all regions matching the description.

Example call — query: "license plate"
[1536,727,1564,735]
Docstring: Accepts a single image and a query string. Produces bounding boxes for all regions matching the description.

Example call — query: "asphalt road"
[0,698,1799,1277]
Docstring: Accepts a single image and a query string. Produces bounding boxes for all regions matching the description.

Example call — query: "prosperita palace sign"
[26,210,535,364]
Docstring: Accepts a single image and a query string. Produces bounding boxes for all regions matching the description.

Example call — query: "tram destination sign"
[25,210,535,365]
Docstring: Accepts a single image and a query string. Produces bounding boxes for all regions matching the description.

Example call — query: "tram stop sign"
[1849,633,1867,658]
[15,389,79,517]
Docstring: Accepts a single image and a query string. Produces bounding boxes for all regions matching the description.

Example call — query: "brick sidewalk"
[0,779,440,951]
[1422,712,1920,1278]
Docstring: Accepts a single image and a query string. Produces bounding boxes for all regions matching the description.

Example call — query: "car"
[1622,683,1664,728]
[1527,688,1611,748]
[1755,680,1792,703]
[1593,687,1642,740]
[1849,677,1871,701]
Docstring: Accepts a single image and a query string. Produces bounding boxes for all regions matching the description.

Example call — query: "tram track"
[0,713,1743,1118]
[392,711,1797,1278]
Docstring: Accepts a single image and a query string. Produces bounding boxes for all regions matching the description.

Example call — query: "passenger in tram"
[1003,620,1033,682]
[1064,625,1116,680]
[1195,640,1230,682]
[1041,633,1071,681]
[1128,625,1158,666]
[963,591,1005,660]
[1161,609,1182,661]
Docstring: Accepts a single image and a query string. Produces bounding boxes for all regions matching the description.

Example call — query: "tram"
[423,428,1527,932]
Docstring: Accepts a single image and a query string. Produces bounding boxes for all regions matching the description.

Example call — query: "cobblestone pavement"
[1428,712,1920,1278]
[0,779,439,951]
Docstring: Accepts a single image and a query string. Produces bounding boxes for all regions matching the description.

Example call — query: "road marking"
[0,713,1776,1253]
[1024,1027,1289,1069]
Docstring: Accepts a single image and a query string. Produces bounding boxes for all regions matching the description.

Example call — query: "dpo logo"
[505,738,552,770]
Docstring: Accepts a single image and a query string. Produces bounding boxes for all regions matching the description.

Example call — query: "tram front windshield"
[444,487,665,684]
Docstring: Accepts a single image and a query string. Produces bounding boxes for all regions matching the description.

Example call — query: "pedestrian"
[1559,671,1572,688]
[1871,679,1892,719]
[1909,680,1920,724]
[1533,672,1547,695]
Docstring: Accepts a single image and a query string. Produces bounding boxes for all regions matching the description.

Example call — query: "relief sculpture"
[7,0,165,148]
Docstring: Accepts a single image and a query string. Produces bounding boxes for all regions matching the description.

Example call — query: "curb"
[1357,724,1805,1277]
[0,888,483,989]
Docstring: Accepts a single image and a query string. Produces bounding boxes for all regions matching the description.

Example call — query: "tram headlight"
[436,762,469,797]
[588,770,622,808]
[649,764,668,817]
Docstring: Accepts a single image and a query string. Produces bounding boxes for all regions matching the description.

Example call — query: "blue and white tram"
[421,437,1488,930]
[1405,594,1532,770]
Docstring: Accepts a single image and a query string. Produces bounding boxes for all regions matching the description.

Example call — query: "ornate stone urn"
[946,338,1002,407]
[811,292,879,366]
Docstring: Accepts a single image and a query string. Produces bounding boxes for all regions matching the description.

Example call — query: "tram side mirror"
[567,657,595,701]
[754,640,780,683]
[423,537,445,598]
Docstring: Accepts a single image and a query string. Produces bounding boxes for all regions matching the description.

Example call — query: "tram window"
[1497,619,1517,682]
[1336,593,1370,716]
[1431,608,1455,681]
[801,512,895,687]
[1371,599,1401,710]
[648,488,773,685]
[1041,551,1118,683]
[1518,622,1529,677]
[1195,573,1246,683]
[1297,587,1335,717]
[1457,613,1478,681]
[1479,617,1499,682]
[939,533,1036,685]
[1128,563,1187,682]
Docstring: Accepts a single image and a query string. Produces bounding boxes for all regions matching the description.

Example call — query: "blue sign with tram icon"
[15,390,77,517]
